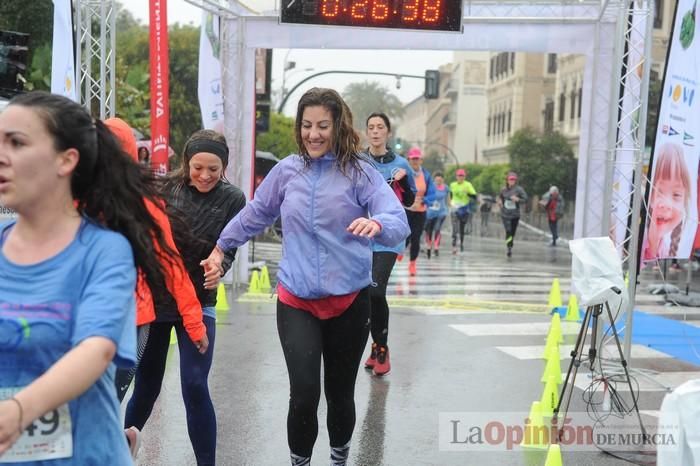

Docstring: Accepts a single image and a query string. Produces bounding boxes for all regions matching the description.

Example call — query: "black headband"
[185,139,229,166]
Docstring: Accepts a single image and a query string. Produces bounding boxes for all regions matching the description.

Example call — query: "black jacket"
[156,180,246,319]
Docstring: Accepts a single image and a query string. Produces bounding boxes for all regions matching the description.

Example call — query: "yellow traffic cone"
[249,270,261,294]
[541,350,562,383]
[215,282,229,311]
[544,444,563,466]
[541,339,559,361]
[521,401,549,449]
[549,313,563,344]
[540,375,560,417]
[170,327,177,345]
[548,278,563,309]
[564,294,580,322]
[260,266,271,292]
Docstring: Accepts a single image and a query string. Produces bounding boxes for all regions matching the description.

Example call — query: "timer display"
[281,0,463,32]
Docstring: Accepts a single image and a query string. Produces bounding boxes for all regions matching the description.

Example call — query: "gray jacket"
[499,185,528,219]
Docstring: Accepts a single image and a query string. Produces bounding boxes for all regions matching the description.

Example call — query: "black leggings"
[451,212,467,248]
[502,217,520,248]
[277,288,370,458]
[369,252,397,346]
[125,316,217,465]
[115,324,151,402]
[405,210,426,261]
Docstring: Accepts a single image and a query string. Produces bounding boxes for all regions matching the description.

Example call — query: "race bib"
[0,388,73,463]
[504,199,517,210]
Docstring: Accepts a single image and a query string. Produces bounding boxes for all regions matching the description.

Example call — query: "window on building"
[570,90,577,119]
[558,93,566,122]
[654,0,663,29]
[544,99,554,132]
[490,58,495,80]
[510,53,515,73]
[547,54,557,74]
[507,109,512,132]
[487,116,491,136]
[577,87,583,118]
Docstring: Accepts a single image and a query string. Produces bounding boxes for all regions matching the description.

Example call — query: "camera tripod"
[552,299,647,439]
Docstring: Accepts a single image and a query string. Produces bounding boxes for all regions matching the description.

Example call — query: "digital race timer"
[280,0,463,32]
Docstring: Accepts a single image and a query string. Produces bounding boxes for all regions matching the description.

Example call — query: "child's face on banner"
[650,178,687,237]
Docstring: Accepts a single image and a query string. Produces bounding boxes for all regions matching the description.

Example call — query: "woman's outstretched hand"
[347,218,381,238]
[200,246,225,290]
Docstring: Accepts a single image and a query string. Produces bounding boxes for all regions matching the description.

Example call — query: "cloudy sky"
[117,0,453,114]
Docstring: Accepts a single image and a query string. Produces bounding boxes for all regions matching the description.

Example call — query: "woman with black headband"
[124,129,246,465]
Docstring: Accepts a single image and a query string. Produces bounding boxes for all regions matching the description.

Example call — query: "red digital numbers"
[402,0,419,21]
[371,0,390,20]
[401,0,442,22]
[321,0,340,17]
[423,0,441,22]
[322,0,442,24]
[351,0,369,19]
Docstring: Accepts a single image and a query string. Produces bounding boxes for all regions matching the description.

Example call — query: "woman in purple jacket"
[202,88,409,466]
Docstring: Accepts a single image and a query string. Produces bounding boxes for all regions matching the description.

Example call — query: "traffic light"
[0,30,29,98]
[424,70,440,99]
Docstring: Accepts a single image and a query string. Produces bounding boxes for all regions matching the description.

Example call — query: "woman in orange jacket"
[105,118,208,456]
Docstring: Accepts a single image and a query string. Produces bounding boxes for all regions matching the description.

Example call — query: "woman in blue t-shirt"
[424,172,450,258]
[0,92,183,465]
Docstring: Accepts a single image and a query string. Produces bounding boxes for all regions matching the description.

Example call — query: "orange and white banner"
[149,0,169,175]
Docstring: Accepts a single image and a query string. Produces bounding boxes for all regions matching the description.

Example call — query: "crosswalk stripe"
[495,345,672,360]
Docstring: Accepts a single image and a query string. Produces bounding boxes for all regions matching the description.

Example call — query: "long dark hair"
[295,87,363,175]
[9,91,178,295]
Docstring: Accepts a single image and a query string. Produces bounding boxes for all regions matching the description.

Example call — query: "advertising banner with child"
[642,0,700,262]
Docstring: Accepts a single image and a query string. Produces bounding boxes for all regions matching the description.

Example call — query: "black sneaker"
[427,249,432,259]
[507,247,512,257]
[434,249,439,257]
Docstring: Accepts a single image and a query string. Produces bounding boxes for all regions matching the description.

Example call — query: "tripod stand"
[553,299,647,440]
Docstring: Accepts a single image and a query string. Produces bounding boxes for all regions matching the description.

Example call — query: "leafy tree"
[342,81,404,135]
[167,24,201,154]
[472,164,511,195]
[256,112,297,158]
[508,127,577,199]
[0,0,53,67]
[422,150,445,175]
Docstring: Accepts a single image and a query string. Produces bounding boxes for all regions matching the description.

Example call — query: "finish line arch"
[214,0,651,356]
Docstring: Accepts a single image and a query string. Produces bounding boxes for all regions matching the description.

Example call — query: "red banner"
[149,0,169,175]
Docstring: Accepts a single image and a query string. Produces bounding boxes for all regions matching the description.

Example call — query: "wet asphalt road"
[129,236,700,465]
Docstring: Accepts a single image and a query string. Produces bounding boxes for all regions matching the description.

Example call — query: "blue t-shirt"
[0,219,136,466]
[368,152,416,254]
[427,185,450,220]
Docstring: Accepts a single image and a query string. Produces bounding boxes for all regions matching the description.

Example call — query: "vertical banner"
[198,11,223,131]
[149,0,169,175]
[642,0,700,262]
[51,0,76,101]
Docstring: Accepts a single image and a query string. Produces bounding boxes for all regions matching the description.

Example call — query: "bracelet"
[7,397,23,434]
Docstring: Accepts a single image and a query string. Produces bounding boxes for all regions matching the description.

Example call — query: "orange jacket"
[105,118,206,342]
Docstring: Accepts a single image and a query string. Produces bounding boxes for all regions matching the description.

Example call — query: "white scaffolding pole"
[76,0,116,118]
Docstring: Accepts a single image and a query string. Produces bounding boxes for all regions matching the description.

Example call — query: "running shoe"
[434,249,439,257]
[373,345,391,376]
[364,342,378,369]
[408,260,417,276]
[427,249,432,259]
[397,254,404,262]
[125,426,142,460]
